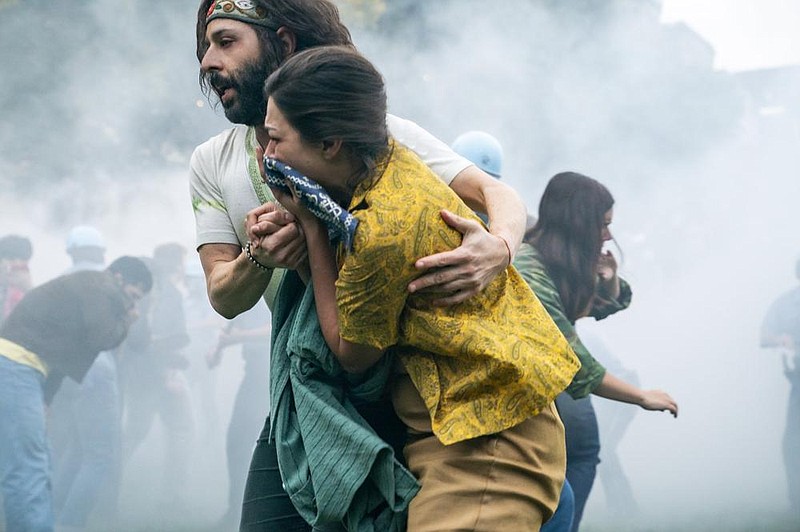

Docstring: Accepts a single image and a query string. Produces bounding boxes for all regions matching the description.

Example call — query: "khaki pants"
[391,374,566,532]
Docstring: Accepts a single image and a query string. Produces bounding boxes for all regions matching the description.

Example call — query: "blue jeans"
[0,355,54,532]
[555,393,600,532]
[541,479,575,532]
[53,351,121,527]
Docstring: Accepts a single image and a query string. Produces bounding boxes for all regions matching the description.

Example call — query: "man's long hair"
[527,172,614,322]
[196,0,353,99]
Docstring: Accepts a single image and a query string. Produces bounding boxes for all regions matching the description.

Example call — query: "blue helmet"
[451,130,503,179]
[65,225,106,252]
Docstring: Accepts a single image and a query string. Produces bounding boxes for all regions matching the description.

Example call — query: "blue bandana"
[263,157,359,251]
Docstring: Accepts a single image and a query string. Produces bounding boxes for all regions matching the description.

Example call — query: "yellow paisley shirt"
[336,141,580,445]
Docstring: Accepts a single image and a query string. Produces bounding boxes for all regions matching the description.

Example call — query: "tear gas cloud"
[1,0,798,530]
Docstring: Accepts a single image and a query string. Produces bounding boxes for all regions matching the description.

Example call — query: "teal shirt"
[513,243,632,398]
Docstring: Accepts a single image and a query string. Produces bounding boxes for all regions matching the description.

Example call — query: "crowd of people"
[0,227,272,531]
[0,0,796,531]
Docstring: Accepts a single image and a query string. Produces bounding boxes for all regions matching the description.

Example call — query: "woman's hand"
[257,147,320,227]
[597,250,618,281]
[639,389,679,418]
[267,180,320,230]
[594,373,678,418]
[597,250,620,299]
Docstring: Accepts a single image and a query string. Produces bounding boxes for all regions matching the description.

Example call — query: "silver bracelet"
[245,242,271,272]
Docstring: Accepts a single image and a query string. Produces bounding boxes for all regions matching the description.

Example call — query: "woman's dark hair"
[196,0,353,99]
[264,46,389,181]
[526,172,614,322]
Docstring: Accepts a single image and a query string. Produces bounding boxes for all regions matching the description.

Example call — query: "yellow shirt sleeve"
[336,232,416,350]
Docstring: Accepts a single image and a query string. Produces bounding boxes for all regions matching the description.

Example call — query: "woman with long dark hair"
[252,46,582,531]
[514,172,678,532]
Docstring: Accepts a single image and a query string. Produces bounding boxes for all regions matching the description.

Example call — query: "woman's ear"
[276,27,297,56]
[321,139,343,159]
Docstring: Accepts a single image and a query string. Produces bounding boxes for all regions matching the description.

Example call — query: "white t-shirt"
[189,114,472,306]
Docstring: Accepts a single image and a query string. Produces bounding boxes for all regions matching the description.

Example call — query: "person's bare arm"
[269,184,384,373]
[302,221,384,373]
[593,372,679,418]
[198,242,273,319]
[409,164,527,306]
[200,196,313,319]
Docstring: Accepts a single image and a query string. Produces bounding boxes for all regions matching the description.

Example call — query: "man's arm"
[198,242,273,319]
[200,197,310,318]
[449,164,526,256]
[408,164,527,306]
[385,114,526,306]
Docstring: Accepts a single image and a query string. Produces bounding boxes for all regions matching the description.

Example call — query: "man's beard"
[211,59,271,126]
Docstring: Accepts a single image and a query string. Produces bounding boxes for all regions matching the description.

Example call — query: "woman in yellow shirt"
[255,45,579,531]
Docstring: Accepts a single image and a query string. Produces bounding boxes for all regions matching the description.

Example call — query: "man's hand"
[408,209,509,306]
[245,202,307,270]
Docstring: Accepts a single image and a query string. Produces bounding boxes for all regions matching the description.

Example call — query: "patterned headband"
[206,0,279,30]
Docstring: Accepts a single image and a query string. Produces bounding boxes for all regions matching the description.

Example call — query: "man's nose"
[200,47,221,73]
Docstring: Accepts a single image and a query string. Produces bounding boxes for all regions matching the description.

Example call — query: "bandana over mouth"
[206,0,279,30]
[263,156,359,251]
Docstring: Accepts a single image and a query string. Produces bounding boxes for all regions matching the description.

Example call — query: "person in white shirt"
[191,1,529,529]
[192,0,528,319]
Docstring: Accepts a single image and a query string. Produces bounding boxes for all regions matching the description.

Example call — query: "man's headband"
[206,0,279,30]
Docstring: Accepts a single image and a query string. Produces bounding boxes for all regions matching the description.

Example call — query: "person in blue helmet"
[451,130,504,179]
[451,131,504,226]
[452,130,576,532]
[63,225,107,274]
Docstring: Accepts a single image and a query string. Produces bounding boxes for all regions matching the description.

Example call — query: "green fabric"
[241,126,288,312]
[263,268,285,311]
[513,243,632,398]
[269,270,419,531]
